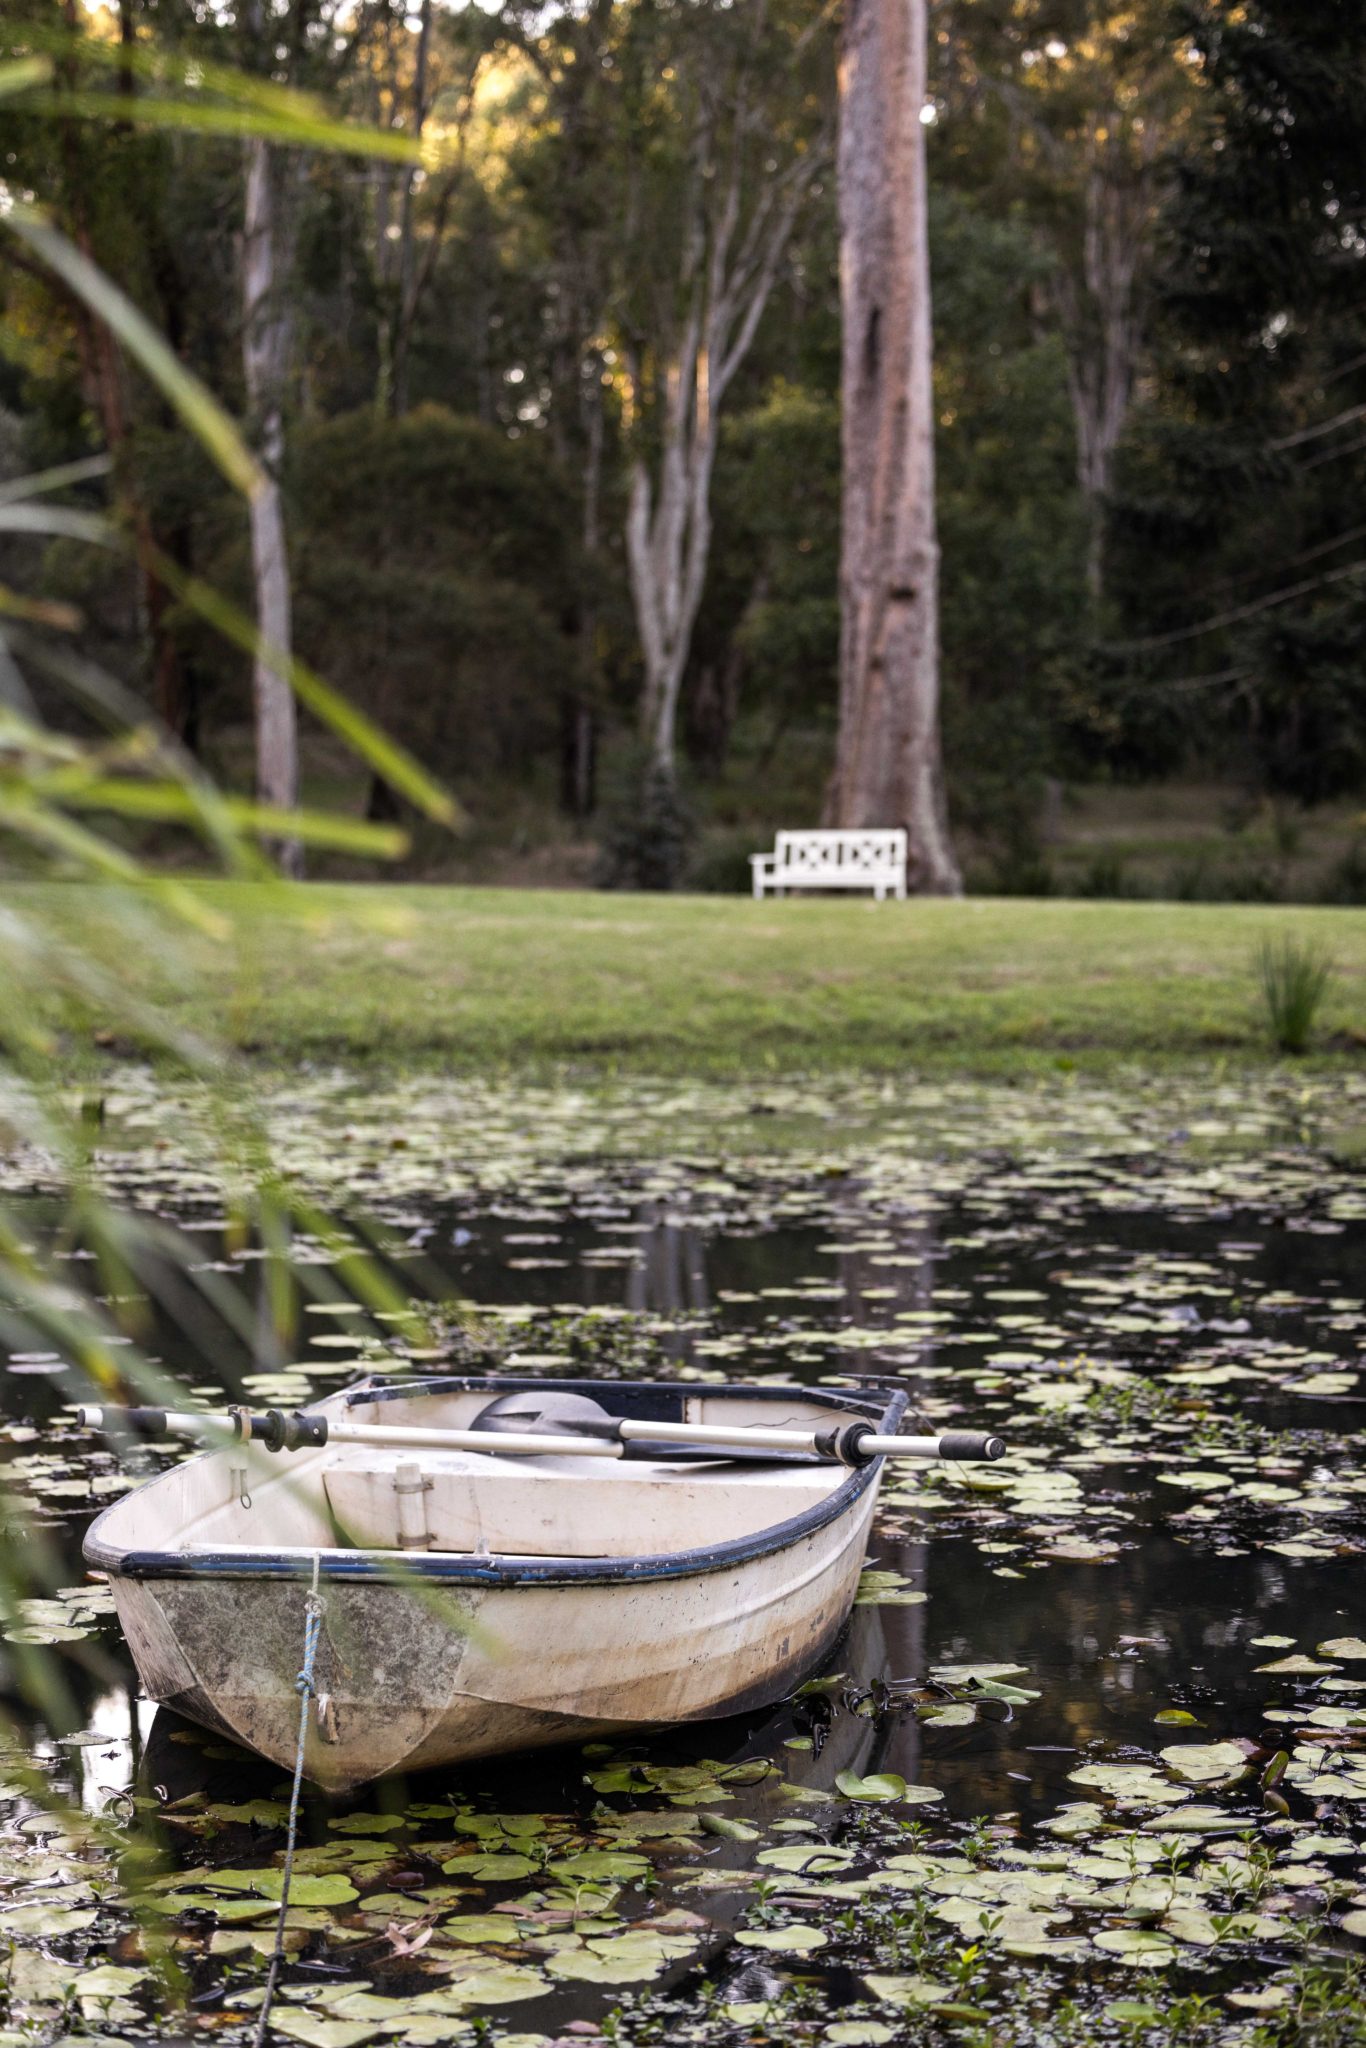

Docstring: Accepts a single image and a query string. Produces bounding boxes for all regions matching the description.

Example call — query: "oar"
[76,1403,1007,1469]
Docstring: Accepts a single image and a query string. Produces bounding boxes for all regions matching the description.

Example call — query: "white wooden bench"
[750,828,908,900]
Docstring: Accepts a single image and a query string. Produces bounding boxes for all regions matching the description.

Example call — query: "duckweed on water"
[0,1067,1365,2041]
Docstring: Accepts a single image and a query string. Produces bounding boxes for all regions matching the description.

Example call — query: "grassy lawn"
[17,881,1365,1077]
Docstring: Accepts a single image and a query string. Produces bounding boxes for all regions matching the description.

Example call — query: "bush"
[1255,933,1334,1054]
[595,755,695,891]
[1321,835,1366,905]
[1076,850,1130,899]
[687,828,756,895]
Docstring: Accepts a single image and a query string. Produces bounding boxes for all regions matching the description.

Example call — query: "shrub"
[595,754,695,891]
[1320,834,1366,905]
[1076,850,1129,899]
[687,828,756,894]
[1255,933,1335,1054]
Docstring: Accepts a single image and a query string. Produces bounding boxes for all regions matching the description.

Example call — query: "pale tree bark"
[826,0,960,895]
[1049,117,1156,596]
[391,0,433,417]
[242,133,302,876]
[624,54,827,782]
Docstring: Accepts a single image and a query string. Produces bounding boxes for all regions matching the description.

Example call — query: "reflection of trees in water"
[830,1199,939,1343]
[617,1188,946,1375]
[871,1536,926,1791]
[626,1200,709,1328]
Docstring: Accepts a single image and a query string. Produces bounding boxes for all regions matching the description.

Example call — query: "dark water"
[3,1112,1365,2037]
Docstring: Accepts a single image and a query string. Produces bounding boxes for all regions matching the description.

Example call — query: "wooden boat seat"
[321,1452,837,1559]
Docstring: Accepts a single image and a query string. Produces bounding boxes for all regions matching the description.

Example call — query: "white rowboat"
[85,1375,922,1790]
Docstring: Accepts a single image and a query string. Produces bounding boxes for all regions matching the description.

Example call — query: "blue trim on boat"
[84,1377,908,1589]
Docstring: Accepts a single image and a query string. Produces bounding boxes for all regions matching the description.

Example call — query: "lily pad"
[546,1930,696,1982]
[0,1903,96,1934]
[736,1924,828,1953]
[1068,1763,1190,1805]
[1157,1740,1250,1783]
[547,1850,649,1882]
[440,1852,539,1881]
[271,2020,390,2048]
[757,1843,857,1873]
[863,1975,953,2007]
[1255,1655,1339,1675]
[1092,1928,1178,1965]
[437,1964,547,2004]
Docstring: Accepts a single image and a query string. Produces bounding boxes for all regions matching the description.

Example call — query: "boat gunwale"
[84,1376,909,1588]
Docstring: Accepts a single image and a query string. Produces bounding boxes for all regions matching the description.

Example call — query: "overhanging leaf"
[3,205,263,500]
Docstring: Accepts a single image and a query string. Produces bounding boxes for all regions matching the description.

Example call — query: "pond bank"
[15,883,1366,1078]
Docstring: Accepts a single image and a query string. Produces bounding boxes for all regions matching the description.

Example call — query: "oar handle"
[865,1430,1006,1462]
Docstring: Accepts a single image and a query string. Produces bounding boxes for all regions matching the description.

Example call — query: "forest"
[2,0,1365,900]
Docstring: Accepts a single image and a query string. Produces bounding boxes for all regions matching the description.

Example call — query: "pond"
[1,1069,1364,2047]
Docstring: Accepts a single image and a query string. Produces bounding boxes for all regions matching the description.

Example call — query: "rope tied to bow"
[254,1555,324,2048]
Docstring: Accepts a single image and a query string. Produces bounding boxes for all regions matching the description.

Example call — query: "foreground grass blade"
[0,55,53,98]
[0,453,113,505]
[156,558,465,828]
[29,773,411,857]
[10,29,437,161]
[22,89,440,163]
[3,205,264,501]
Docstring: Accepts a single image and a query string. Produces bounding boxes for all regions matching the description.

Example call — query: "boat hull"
[104,1490,878,1788]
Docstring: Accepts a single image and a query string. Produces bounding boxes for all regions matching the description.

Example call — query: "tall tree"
[938,4,1192,596]
[1018,8,1188,596]
[237,0,394,863]
[241,125,301,868]
[826,0,959,893]
[614,0,831,783]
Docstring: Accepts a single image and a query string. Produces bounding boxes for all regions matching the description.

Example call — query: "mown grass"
[18,882,1366,1077]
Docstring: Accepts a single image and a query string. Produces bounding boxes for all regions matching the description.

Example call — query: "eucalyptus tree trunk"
[625,58,827,784]
[391,0,433,418]
[826,0,960,895]
[626,377,718,781]
[242,134,302,876]
[1050,128,1152,598]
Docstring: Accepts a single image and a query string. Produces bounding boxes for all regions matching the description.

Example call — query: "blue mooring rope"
[253,1558,324,2048]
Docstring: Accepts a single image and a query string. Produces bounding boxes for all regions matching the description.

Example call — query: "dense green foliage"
[1,0,1364,889]
[1106,0,1366,806]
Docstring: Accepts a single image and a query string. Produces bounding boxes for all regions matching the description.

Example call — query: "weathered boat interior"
[95,1385,872,1564]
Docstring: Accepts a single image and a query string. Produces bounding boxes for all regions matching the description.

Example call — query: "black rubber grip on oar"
[937,1432,1007,1461]
[112,1407,169,1440]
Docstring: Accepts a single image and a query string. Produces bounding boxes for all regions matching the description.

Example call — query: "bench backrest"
[773,828,907,874]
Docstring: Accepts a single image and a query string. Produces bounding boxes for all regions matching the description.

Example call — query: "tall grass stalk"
[1256,933,1335,1054]
[0,40,461,2036]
